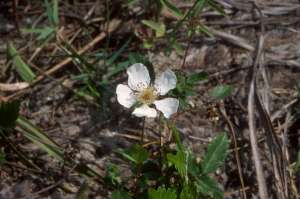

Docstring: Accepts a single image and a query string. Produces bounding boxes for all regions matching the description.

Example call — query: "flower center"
[137,87,157,105]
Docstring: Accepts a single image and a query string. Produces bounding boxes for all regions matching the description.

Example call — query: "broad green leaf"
[160,0,184,19]
[148,187,177,199]
[118,144,149,164]
[0,100,20,129]
[201,133,229,174]
[167,150,186,178]
[195,175,223,199]
[7,43,36,82]
[210,85,233,100]
[112,190,132,199]
[142,20,166,37]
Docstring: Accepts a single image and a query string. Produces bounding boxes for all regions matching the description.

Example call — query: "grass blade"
[7,42,36,82]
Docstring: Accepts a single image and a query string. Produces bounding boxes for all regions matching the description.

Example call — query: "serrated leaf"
[210,85,233,100]
[167,150,186,178]
[160,0,184,19]
[180,183,197,199]
[7,43,36,82]
[148,187,177,199]
[142,20,166,38]
[195,175,223,199]
[0,100,20,129]
[118,144,149,164]
[201,133,229,174]
[112,190,132,199]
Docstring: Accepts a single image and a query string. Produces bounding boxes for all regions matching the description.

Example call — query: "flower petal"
[132,105,157,118]
[154,98,179,118]
[154,69,177,95]
[127,63,150,91]
[116,84,136,108]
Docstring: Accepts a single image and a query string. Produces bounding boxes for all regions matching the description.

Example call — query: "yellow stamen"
[137,87,157,105]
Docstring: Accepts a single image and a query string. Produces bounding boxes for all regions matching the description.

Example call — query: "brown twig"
[247,15,269,199]
[6,19,121,101]
[219,103,247,199]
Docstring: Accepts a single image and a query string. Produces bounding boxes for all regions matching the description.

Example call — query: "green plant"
[106,128,229,199]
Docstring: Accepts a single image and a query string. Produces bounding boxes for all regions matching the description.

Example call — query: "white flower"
[116,63,179,118]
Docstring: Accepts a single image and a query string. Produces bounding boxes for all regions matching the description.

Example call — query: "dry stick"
[255,91,287,199]
[219,105,247,199]
[0,82,29,91]
[254,4,287,199]
[6,19,121,101]
[247,32,269,199]
[282,112,293,198]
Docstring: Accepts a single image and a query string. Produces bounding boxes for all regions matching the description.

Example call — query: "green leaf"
[208,0,225,15]
[0,100,20,129]
[167,150,186,178]
[187,72,208,84]
[196,24,213,37]
[118,144,149,164]
[7,42,36,82]
[45,0,59,26]
[190,0,207,17]
[180,183,197,199]
[195,175,223,199]
[210,85,233,100]
[142,20,166,38]
[24,27,55,41]
[148,187,177,199]
[112,190,132,199]
[169,123,184,152]
[104,163,121,186]
[160,0,184,19]
[201,133,229,174]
